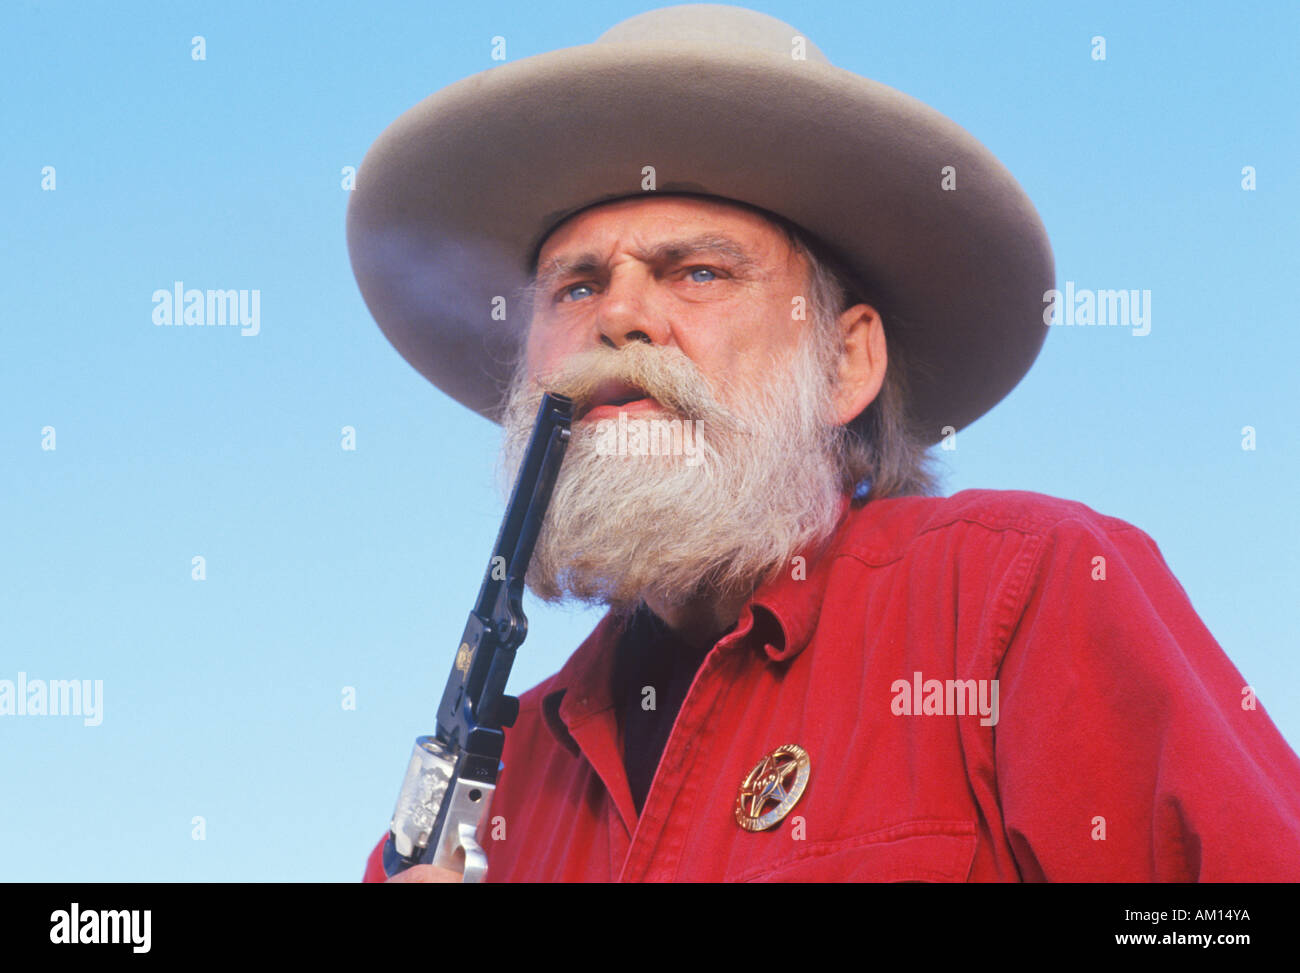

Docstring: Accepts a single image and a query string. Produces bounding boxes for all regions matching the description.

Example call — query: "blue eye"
[689,267,717,283]
[560,283,595,302]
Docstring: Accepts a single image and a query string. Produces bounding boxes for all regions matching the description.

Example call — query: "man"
[349,5,1300,881]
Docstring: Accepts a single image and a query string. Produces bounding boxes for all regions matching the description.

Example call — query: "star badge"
[735,744,811,832]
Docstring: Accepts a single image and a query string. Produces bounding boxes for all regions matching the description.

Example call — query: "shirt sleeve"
[361,833,388,883]
[994,517,1300,881]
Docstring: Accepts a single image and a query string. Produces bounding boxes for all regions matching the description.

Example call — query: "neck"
[640,589,751,652]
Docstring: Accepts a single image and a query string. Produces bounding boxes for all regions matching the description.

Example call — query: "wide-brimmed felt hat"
[346,3,1054,442]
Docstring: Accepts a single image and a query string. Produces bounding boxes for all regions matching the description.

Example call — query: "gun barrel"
[383,392,573,878]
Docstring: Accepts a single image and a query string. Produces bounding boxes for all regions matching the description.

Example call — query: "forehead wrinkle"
[532,231,770,292]
[534,251,605,291]
[634,233,763,272]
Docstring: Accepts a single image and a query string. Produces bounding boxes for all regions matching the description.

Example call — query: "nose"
[595,267,671,349]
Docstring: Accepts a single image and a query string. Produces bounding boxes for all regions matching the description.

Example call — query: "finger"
[383,864,465,884]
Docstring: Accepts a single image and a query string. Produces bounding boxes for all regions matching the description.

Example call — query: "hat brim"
[347,41,1054,440]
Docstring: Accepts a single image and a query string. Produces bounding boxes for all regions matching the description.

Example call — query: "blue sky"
[2,0,1297,881]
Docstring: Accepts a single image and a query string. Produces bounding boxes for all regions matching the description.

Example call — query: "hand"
[384,864,465,883]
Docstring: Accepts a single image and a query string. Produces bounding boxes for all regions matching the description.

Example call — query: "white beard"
[499,335,846,614]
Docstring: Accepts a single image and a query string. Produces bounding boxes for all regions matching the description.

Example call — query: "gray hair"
[779,221,943,502]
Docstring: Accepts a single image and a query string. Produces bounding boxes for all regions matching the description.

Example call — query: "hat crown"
[596,3,829,63]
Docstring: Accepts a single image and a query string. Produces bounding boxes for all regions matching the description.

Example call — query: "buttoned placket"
[539,511,841,881]
[617,620,758,881]
[550,605,765,881]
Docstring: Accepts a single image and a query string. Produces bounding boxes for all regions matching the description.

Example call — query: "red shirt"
[363,488,1300,882]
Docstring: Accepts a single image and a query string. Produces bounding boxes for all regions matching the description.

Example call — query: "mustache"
[501,332,847,609]
[532,343,733,423]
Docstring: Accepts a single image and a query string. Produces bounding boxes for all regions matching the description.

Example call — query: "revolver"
[382,392,572,880]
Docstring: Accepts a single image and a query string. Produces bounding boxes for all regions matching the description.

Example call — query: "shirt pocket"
[735,819,977,883]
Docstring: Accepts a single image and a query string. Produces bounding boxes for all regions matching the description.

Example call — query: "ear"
[831,303,887,426]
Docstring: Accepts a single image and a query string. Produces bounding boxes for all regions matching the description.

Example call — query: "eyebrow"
[530,233,762,296]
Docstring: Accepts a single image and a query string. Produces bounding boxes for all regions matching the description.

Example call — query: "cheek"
[716,313,807,392]
[707,305,797,366]
[523,328,582,386]
[526,305,602,372]
[523,324,554,378]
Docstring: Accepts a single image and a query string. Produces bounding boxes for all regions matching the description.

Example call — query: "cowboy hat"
[346,3,1054,441]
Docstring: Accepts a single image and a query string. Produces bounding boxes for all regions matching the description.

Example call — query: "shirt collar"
[540,610,627,757]
[741,497,848,663]
[540,493,853,749]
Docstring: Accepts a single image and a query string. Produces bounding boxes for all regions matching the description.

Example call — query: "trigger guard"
[458,824,488,883]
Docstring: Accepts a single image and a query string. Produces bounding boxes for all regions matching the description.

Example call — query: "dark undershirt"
[613,606,716,815]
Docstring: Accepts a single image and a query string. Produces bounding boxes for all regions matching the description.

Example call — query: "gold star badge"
[735,744,811,832]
